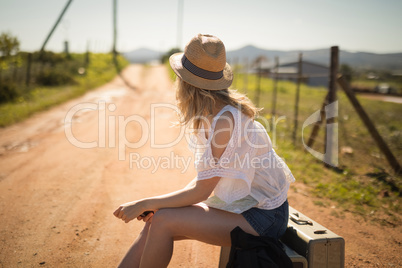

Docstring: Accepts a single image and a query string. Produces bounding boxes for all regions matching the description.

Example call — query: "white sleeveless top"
[189,105,295,213]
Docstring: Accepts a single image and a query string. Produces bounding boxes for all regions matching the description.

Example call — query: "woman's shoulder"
[211,110,234,157]
[211,105,235,129]
[214,110,234,129]
[215,105,245,122]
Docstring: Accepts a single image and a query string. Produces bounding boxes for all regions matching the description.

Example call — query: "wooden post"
[254,60,262,107]
[25,53,32,87]
[337,75,401,174]
[271,56,279,119]
[85,41,90,66]
[64,40,70,58]
[306,92,330,148]
[112,0,118,60]
[12,59,18,83]
[324,46,339,166]
[233,57,238,89]
[243,58,248,94]
[40,0,73,59]
[292,53,303,145]
[177,0,184,49]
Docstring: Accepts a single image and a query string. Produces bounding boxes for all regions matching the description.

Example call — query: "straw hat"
[169,34,233,90]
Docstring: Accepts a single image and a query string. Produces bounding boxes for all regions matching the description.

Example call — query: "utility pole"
[112,0,118,57]
[40,0,73,58]
[177,0,184,49]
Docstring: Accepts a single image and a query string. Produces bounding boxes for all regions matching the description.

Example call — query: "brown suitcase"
[281,206,345,268]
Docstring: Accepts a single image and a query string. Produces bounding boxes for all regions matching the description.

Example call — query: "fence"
[0,51,89,103]
[230,47,402,178]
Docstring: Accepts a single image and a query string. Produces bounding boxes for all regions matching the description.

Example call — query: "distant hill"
[226,45,402,70]
[123,48,161,63]
[123,45,402,70]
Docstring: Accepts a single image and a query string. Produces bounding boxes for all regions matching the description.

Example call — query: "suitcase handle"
[290,213,313,225]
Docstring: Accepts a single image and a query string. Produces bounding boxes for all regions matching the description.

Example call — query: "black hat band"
[182,55,224,80]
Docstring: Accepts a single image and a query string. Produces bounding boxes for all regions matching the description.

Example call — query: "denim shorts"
[241,200,289,239]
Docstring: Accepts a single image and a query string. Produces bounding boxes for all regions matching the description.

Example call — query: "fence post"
[233,57,238,89]
[271,56,279,120]
[243,58,248,94]
[324,46,339,167]
[254,59,262,107]
[292,53,302,145]
[12,59,18,83]
[337,75,401,175]
[25,53,32,87]
[85,41,90,66]
[307,92,330,148]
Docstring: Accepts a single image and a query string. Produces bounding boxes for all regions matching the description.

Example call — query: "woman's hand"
[113,200,150,223]
[137,210,155,223]
[113,177,219,223]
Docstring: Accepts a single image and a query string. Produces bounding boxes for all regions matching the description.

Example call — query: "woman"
[113,34,295,268]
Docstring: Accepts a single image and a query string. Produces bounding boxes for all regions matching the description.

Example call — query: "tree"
[0,32,20,58]
[340,64,353,84]
[160,48,181,63]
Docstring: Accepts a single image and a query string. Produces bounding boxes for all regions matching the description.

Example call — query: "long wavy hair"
[175,78,261,130]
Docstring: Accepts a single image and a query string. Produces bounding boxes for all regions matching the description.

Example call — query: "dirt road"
[0,64,400,267]
[358,93,402,104]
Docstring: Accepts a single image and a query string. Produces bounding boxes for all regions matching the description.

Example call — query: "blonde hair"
[175,78,261,130]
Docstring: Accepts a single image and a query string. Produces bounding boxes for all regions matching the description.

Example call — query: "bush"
[0,83,19,103]
[161,48,181,63]
[36,69,76,86]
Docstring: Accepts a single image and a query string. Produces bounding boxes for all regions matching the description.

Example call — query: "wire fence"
[230,51,402,179]
[0,52,89,103]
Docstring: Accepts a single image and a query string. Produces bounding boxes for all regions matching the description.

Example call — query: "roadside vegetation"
[238,72,401,226]
[165,61,401,226]
[0,31,129,127]
[0,52,128,127]
[338,63,402,95]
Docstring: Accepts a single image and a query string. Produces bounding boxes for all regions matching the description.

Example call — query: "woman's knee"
[150,208,178,234]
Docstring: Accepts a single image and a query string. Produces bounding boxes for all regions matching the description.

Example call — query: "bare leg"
[139,205,258,268]
[118,221,151,268]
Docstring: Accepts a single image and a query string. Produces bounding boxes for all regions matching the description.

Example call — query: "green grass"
[166,60,177,82]
[165,63,401,225]
[234,72,401,225]
[351,78,402,94]
[0,53,129,127]
[273,126,400,225]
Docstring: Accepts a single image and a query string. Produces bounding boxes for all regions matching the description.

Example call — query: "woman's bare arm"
[143,177,220,210]
[184,178,197,189]
[114,110,234,223]
[114,177,220,222]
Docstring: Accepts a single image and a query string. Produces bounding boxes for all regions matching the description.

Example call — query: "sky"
[1,0,402,54]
